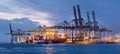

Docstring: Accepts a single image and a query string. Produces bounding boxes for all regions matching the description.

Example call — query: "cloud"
[0,0,54,26]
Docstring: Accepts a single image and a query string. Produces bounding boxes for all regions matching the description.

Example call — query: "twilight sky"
[0,0,120,43]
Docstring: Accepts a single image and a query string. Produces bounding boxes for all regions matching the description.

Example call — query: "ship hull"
[52,39,67,43]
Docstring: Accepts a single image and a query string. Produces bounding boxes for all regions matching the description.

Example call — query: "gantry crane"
[8,23,30,44]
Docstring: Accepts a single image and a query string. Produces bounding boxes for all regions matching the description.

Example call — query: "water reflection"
[41,44,67,54]
[44,44,56,54]
[0,44,120,54]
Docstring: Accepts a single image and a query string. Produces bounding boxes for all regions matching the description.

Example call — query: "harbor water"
[0,43,120,54]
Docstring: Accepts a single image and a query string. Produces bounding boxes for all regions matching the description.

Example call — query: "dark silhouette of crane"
[8,23,30,44]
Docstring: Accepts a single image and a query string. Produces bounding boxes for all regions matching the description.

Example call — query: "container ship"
[25,29,68,44]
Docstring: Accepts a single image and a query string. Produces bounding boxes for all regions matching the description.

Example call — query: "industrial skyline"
[0,0,120,43]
